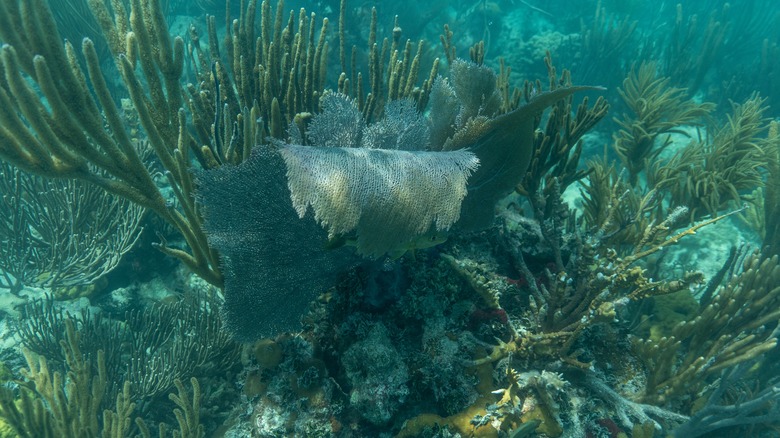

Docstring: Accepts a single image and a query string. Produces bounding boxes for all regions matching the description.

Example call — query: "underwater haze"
[0,0,779,436]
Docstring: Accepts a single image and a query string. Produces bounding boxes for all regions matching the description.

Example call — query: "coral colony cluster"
[0,0,779,437]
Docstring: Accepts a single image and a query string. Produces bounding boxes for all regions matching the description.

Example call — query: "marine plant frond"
[663,3,731,95]
[763,120,780,257]
[517,53,609,216]
[613,61,714,184]
[650,94,770,220]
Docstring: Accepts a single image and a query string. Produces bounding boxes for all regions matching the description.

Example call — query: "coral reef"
[198,53,596,339]
[6,288,239,435]
[2,0,780,437]
[342,323,410,425]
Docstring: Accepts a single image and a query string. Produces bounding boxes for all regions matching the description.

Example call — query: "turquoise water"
[0,0,778,436]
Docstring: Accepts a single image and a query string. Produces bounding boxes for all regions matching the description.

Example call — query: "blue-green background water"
[0,0,779,437]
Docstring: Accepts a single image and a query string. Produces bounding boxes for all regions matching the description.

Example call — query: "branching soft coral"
[613,61,713,184]
[634,253,780,407]
[650,94,769,219]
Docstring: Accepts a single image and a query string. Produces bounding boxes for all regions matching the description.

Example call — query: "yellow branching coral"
[0,313,208,437]
[488,177,736,368]
[0,320,107,437]
[634,253,780,406]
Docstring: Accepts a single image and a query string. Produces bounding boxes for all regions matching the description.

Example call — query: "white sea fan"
[428,76,460,150]
[362,98,430,150]
[306,92,364,147]
[278,91,478,257]
[280,144,479,258]
[450,58,501,123]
